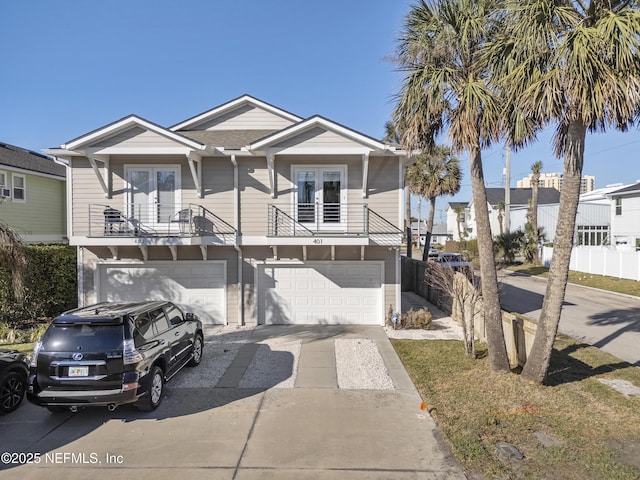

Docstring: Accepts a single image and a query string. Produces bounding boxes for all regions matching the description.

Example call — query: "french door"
[125,166,181,228]
[294,167,346,228]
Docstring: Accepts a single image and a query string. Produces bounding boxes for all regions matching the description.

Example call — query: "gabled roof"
[249,115,392,152]
[447,202,469,210]
[485,188,560,206]
[170,94,302,131]
[0,142,65,177]
[609,182,640,196]
[62,115,206,151]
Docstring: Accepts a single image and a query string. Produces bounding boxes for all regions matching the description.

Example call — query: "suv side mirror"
[185,312,198,321]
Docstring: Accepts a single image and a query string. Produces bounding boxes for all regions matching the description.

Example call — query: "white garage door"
[258,262,383,325]
[98,261,226,325]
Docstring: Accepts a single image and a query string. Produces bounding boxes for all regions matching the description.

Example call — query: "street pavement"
[0,326,465,480]
[499,270,640,366]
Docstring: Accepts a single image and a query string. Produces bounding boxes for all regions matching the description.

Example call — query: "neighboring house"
[410,222,451,245]
[446,202,469,241]
[45,95,406,326]
[481,188,561,238]
[448,187,613,244]
[0,142,66,243]
[608,182,640,251]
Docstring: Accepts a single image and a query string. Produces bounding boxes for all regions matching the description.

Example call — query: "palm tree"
[529,161,543,264]
[394,0,510,372]
[496,201,505,236]
[0,222,26,302]
[405,146,461,260]
[383,121,413,252]
[489,0,640,383]
[454,205,466,241]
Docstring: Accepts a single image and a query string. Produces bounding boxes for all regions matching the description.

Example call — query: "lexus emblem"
[72,353,83,361]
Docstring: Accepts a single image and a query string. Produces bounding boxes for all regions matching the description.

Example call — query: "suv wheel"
[188,334,203,367]
[0,371,26,414]
[136,366,164,411]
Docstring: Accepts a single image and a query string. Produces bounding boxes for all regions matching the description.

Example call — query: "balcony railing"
[87,203,236,239]
[268,203,403,240]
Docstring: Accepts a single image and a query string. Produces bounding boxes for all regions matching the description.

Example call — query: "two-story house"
[45,95,406,326]
[608,182,640,251]
[0,142,66,243]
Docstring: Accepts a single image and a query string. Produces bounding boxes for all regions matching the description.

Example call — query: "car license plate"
[69,366,89,377]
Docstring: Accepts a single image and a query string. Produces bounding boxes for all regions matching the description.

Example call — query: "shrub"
[399,307,433,330]
[0,245,77,328]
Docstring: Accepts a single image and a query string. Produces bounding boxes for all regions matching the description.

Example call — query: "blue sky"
[2,0,639,222]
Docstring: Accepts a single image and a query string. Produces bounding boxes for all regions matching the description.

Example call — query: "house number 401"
[312,239,323,245]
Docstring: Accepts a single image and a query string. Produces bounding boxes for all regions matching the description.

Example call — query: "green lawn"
[392,336,640,479]
[506,264,640,297]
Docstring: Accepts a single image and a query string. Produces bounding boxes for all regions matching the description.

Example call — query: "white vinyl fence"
[542,246,640,281]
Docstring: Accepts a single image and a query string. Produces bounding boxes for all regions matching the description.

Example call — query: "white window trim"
[291,165,348,228]
[0,170,8,199]
[12,173,26,203]
[123,164,182,226]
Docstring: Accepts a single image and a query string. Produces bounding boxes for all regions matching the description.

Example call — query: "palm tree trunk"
[521,121,586,384]
[406,172,412,258]
[469,147,510,372]
[531,183,539,264]
[422,197,436,261]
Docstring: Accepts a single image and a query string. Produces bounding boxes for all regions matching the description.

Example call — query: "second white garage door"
[97,261,226,325]
[258,262,383,325]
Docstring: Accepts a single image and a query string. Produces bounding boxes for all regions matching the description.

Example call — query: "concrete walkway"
[2,325,466,480]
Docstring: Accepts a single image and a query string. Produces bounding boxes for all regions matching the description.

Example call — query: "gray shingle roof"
[485,188,560,206]
[177,130,279,149]
[0,142,65,177]
[610,182,640,196]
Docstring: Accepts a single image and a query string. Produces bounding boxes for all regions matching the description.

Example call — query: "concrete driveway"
[0,326,464,480]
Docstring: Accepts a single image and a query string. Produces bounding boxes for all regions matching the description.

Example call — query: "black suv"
[27,301,203,413]
[0,349,29,414]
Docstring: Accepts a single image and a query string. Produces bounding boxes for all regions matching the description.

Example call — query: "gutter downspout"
[231,154,244,326]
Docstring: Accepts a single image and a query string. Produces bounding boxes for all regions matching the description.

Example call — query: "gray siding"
[272,127,365,150]
[196,104,296,131]
[365,155,402,229]
[238,157,271,236]
[92,127,182,149]
[71,155,234,236]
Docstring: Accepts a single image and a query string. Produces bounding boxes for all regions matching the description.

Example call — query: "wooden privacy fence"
[401,256,537,367]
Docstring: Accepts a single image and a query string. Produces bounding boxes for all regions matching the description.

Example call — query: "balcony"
[83,203,236,245]
[267,203,402,245]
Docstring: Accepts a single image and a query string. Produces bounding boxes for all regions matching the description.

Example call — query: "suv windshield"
[42,324,123,351]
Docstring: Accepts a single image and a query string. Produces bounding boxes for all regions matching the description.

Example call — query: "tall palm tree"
[384,121,413,253]
[394,0,510,372]
[496,201,505,236]
[405,146,461,260]
[0,222,26,302]
[529,161,543,264]
[489,0,640,383]
[454,205,466,241]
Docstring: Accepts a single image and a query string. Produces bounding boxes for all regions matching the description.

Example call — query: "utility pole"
[504,142,511,233]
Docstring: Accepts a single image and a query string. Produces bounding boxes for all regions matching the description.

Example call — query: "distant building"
[517,172,595,194]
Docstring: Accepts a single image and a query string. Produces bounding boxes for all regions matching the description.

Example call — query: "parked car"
[27,301,203,413]
[433,253,472,274]
[0,349,29,414]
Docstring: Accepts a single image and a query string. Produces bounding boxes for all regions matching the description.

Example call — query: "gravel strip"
[335,339,394,390]
[238,339,301,389]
